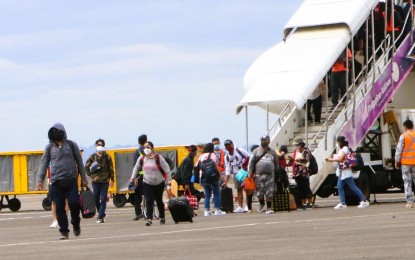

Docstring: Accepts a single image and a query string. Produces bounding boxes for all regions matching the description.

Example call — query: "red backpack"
[139,154,167,180]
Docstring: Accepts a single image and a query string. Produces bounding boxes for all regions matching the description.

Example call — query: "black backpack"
[308,154,318,176]
[200,153,220,183]
[349,148,364,171]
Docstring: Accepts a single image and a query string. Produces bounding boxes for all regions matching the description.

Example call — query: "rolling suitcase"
[168,197,194,223]
[272,188,291,212]
[220,187,234,212]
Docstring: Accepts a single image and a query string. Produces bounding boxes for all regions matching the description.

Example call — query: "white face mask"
[144,148,152,155]
[96,146,105,152]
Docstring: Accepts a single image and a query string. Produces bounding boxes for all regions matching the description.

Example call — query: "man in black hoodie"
[37,123,88,240]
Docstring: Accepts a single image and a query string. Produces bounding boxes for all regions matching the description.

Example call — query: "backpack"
[350,148,364,171]
[308,154,319,175]
[200,153,220,183]
[79,187,96,218]
[139,154,167,180]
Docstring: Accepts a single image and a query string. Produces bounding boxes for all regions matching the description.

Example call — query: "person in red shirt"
[330,48,352,110]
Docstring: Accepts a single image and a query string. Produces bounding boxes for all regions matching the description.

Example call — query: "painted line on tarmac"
[0,210,414,248]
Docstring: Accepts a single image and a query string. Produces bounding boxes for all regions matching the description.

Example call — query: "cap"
[260,135,270,141]
[185,145,197,152]
[224,139,233,146]
[292,137,304,146]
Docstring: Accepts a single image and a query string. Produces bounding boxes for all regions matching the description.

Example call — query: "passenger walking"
[131,141,171,226]
[132,134,147,221]
[197,143,226,217]
[289,137,314,209]
[36,123,88,240]
[212,137,226,183]
[85,139,114,223]
[178,145,202,200]
[306,80,325,124]
[395,120,415,208]
[222,139,250,213]
[330,48,352,110]
[248,136,279,214]
[326,136,369,209]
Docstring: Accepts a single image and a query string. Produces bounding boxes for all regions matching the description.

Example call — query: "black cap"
[224,139,233,146]
[185,145,197,152]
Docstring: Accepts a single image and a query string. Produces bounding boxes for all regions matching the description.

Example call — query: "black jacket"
[178,154,195,184]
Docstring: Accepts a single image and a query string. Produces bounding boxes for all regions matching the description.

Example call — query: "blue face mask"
[214,145,220,150]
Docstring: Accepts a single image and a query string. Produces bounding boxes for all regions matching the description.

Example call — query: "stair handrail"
[308,33,395,152]
[266,102,295,139]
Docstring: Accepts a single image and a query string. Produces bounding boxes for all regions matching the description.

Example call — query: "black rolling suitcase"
[168,197,194,223]
[220,187,234,212]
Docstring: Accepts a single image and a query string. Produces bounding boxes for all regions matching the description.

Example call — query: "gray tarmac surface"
[0,193,414,260]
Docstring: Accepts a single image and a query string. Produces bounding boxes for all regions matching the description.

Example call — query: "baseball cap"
[185,145,197,152]
[260,135,270,141]
[224,139,233,146]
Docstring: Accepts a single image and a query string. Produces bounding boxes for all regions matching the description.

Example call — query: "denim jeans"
[49,178,80,234]
[142,182,165,220]
[337,176,366,204]
[203,181,221,210]
[92,182,109,219]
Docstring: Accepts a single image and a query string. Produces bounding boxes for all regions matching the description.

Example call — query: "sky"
[0,0,303,152]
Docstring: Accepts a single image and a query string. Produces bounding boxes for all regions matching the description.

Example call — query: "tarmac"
[0,192,414,260]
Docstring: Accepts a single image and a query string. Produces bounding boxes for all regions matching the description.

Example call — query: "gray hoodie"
[37,123,87,185]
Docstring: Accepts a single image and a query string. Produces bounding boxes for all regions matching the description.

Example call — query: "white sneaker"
[357,201,369,208]
[265,209,275,214]
[257,204,266,213]
[50,220,59,228]
[204,211,211,217]
[243,205,249,212]
[334,203,347,209]
[214,210,226,216]
[233,207,244,213]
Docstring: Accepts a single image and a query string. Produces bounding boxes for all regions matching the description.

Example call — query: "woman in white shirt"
[325,136,369,209]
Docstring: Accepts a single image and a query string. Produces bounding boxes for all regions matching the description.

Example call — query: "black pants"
[143,182,165,220]
[307,95,322,123]
[294,175,312,200]
[331,70,347,106]
[133,175,143,216]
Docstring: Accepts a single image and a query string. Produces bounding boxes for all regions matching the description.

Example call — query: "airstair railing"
[266,102,295,139]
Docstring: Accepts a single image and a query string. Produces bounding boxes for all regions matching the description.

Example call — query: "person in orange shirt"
[395,119,415,208]
[330,48,352,110]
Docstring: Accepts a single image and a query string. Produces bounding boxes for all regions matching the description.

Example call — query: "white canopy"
[236,0,379,114]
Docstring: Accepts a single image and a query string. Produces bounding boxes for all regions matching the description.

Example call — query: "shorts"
[254,173,274,198]
[231,174,243,189]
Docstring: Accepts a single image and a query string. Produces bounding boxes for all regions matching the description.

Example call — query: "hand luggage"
[183,189,199,210]
[79,187,96,218]
[168,197,194,223]
[220,187,234,212]
[272,188,291,212]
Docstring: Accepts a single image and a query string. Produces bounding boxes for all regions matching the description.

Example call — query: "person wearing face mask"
[36,123,88,240]
[223,139,250,213]
[131,141,172,226]
[212,138,225,179]
[85,139,114,223]
[248,136,279,214]
[326,136,369,209]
